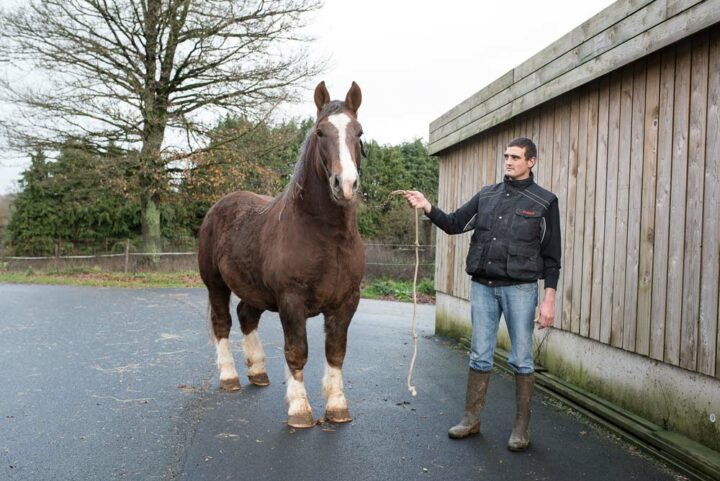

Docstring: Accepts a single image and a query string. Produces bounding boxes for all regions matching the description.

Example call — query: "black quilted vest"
[465,176,556,282]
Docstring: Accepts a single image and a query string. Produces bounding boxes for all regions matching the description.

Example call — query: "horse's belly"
[217,252,279,312]
[227,281,279,312]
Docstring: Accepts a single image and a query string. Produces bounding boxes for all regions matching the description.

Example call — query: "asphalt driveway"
[0,285,680,480]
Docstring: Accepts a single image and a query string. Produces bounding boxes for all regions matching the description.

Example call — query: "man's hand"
[537,288,556,329]
[403,191,431,214]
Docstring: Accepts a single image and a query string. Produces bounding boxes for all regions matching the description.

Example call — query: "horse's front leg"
[279,295,313,428]
[323,293,360,423]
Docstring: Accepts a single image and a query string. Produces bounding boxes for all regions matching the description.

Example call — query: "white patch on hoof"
[215,338,239,381]
[322,363,348,411]
[285,371,312,417]
[242,330,266,376]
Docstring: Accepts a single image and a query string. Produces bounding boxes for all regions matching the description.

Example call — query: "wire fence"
[1,241,436,281]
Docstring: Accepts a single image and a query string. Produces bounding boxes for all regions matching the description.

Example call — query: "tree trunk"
[141,192,161,255]
[138,123,166,267]
[137,0,167,268]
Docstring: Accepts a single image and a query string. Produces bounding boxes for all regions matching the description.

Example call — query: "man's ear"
[528,157,537,169]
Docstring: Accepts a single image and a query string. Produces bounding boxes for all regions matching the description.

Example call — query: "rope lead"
[388,190,419,397]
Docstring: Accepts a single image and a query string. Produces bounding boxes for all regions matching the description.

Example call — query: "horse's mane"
[261,101,347,217]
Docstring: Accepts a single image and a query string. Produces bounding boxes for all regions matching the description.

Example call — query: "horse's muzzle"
[330,174,359,203]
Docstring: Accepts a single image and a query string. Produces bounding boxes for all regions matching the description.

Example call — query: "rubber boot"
[448,369,491,439]
[507,373,534,451]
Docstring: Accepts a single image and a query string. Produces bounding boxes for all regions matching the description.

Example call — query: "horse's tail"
[206,296,216,345]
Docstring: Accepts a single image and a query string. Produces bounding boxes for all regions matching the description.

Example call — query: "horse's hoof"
[325,409,352,423]
[248,373,270,386]
[288,412,314,429]
[219,377,241,392]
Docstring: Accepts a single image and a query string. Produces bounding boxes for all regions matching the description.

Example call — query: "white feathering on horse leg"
[216,337,239,381]
[242,330,266,376]
[322,363,348,411]
[285,370,312,417]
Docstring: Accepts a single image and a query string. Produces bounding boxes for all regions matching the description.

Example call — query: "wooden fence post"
[124,239,130,274]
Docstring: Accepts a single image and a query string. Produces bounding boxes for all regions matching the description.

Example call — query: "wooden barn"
[428,0,720,465]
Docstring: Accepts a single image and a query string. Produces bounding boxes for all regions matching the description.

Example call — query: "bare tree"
[0,0,323,255]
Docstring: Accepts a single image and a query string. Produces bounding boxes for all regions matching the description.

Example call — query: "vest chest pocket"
[512,207,543,243]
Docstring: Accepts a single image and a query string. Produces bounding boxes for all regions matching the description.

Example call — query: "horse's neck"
[294,163,358,236]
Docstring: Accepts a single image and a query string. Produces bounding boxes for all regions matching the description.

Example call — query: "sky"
[0,0,615,194]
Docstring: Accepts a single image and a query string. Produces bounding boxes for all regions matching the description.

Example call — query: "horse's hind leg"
[323,293,360,423]
[208,285,241,392]
[279,295,313,428]
[237,301,269,386]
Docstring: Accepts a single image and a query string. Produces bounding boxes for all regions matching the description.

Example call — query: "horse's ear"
[345,81,362,114]
[314,81,331,113]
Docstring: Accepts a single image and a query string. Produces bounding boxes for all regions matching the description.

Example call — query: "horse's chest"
[284,241,363,297]
[311,246,363,306]
[320,246,362,284]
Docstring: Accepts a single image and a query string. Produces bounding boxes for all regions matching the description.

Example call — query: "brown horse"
[198,81,365,428]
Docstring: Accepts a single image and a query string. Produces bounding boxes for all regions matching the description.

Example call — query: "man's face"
[503,146,535,180]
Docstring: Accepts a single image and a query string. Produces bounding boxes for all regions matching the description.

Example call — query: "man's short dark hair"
[507,137,537,160]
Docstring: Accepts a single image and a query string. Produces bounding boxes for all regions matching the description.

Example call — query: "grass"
[361,278,435,303]
[0,267,203,288]
[0,269,436,303]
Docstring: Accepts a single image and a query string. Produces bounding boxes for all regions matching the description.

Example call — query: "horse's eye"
[358,130,364,137]
[316,129,324,137]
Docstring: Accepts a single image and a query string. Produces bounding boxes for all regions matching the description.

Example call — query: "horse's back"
[211,190,272,218]
[198,191,274,278]
[201,190,272,232]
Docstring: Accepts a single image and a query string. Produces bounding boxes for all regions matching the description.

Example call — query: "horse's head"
[313,81,363,205]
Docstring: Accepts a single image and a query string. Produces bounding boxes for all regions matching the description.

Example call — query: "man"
[404,137,560,451]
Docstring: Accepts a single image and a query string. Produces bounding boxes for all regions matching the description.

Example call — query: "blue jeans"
[469,281,538,375]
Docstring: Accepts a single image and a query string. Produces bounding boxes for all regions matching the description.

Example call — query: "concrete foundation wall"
[435,291,720,452]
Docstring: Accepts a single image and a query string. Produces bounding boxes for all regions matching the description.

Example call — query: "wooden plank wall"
[434,25,720,379]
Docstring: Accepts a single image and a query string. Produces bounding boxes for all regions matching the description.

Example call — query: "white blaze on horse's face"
[328,113,359,201]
